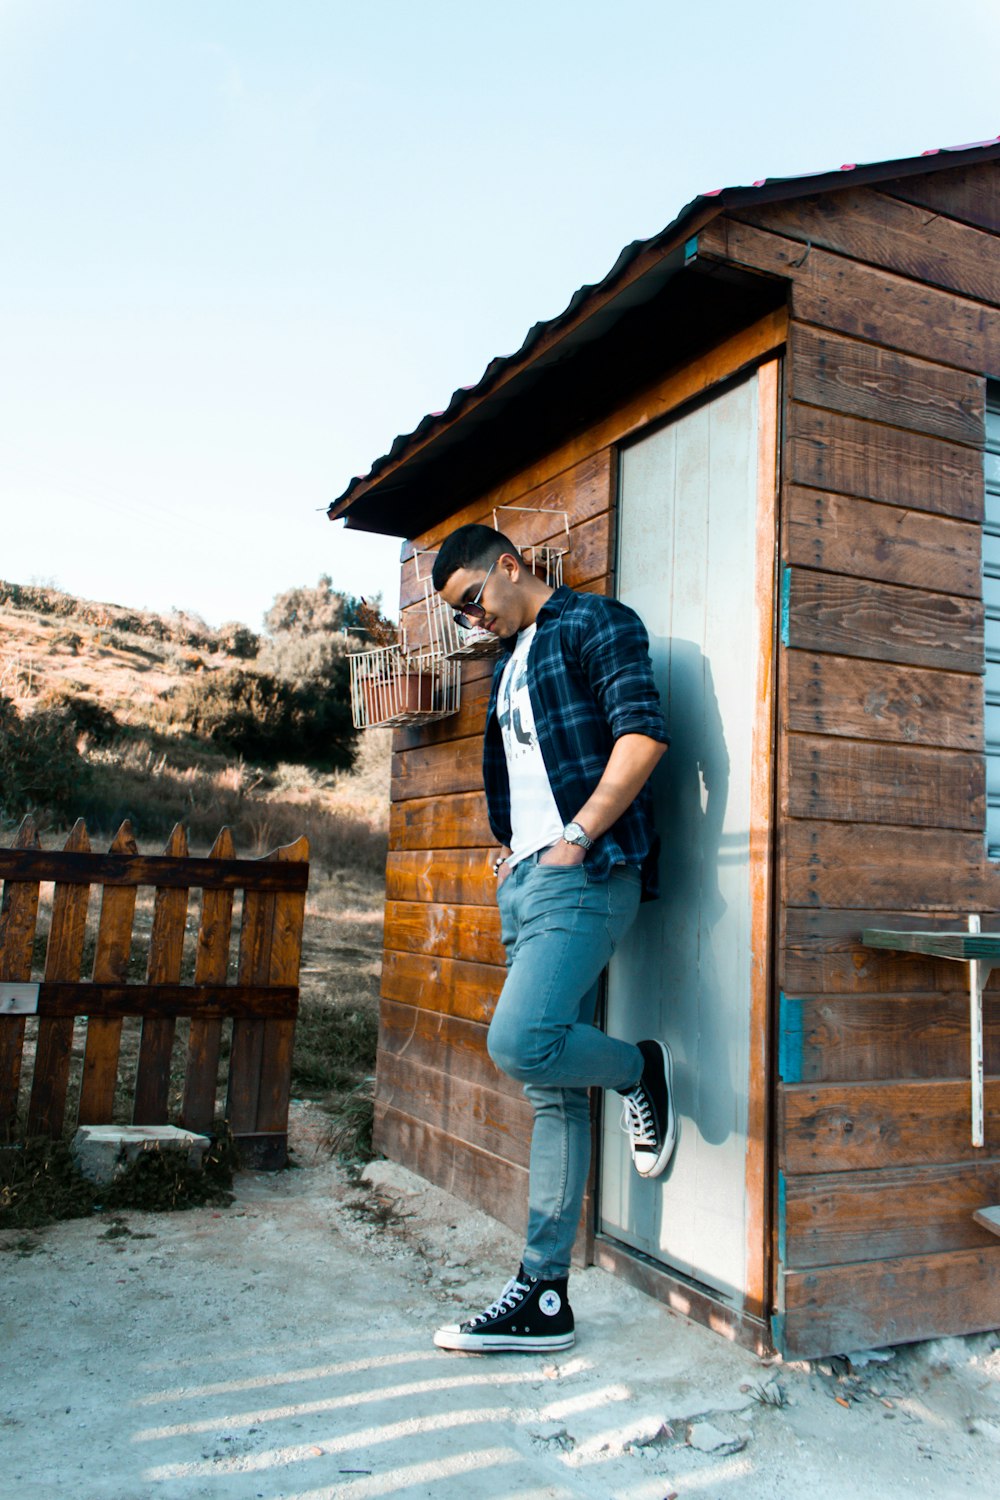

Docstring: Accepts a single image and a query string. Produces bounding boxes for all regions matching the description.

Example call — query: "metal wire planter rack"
[493,505,570,590]
[434,603,503,661]
[348,511,572,723]
[348,643,460,728]
[430,506,573,660]
[348,554,462,728]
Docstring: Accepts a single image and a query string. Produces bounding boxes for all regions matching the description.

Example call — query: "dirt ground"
[2,1104,999,1500]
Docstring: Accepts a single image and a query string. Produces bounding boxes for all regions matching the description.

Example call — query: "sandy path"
[3,1106,999,1499]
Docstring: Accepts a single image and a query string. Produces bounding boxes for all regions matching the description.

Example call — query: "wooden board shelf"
[862,925,996,1170]
[974,1205,1000,1238]
[863,928,1000,961]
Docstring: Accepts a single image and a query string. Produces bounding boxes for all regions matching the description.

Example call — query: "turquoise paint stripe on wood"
[770,1312,786,1356]
[780,564,791,647]
[778,992,804,1083]
[684,235,698,264]
[777,1170,788,1268]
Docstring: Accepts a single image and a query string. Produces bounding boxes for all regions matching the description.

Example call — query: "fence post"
[78,822,139,1124]
[27,820,91,1137]
[133,824,189,1125]
[227,835,308,1167]
[255,836,308,1144]
[181,827,236,1132]
[0,815,41,1132]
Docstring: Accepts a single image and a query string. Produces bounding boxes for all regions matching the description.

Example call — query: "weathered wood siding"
[700,161,1000,1356]
[375,313,786,1248]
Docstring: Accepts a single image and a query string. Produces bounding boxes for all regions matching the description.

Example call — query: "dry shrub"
[321,1082,375,1163]
[44,693,120,747]
[263,576,368,637]
[72,735,386,875]
[240,799,387,876]
[0,653,41,705]
[257,629,344,682]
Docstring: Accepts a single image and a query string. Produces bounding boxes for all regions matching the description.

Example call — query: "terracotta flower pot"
[359,674,388,726]
[397,669,436,715]
[359,665,436,725]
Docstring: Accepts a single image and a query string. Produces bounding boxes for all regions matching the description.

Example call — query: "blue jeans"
[490,855,643,1280]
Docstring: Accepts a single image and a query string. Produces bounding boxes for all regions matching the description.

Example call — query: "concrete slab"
[71,1124,211,1185]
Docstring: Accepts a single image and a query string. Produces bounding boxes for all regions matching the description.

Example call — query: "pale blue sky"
[2,0,998,628]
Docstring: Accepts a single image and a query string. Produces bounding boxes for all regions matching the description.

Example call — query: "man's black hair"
[431,523,520,591]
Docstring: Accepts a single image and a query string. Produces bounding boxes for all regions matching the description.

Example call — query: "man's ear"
[498,551,520,583]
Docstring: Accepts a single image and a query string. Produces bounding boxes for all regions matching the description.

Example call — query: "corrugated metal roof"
[330,134,1000,520]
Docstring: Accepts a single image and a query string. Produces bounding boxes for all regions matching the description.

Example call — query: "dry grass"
[73,729,390,877]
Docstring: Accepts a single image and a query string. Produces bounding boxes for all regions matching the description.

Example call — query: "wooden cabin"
[328,138,1000,1359]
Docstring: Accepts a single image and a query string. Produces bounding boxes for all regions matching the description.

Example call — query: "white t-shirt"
[496,623,564,865]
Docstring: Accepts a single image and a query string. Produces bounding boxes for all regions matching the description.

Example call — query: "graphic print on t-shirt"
[498,624,564,862]
[497,653,536,752]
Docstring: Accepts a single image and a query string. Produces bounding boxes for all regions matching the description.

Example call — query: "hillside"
[0,580,252,718]
[0,576,391,863]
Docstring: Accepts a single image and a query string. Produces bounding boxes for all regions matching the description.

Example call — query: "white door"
[600,367,775,1305]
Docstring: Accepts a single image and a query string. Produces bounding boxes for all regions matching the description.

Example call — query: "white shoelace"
[468,1273,531,1328]
[621,1088,656,1147]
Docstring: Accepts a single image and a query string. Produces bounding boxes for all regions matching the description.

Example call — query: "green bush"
[0,695,90,823]
[263,576,369,637]
[215,620,260,660]
[47,694,120,747]
[171,660,357,773]
[257,629,343,684]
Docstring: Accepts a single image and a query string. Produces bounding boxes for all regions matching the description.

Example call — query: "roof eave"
[329,137,1000,532]
[327,202,722,527]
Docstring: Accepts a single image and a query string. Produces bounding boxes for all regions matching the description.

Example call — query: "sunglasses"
[453,560,496,629]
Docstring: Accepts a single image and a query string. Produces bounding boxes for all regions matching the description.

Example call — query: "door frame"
[592,354,782,1352]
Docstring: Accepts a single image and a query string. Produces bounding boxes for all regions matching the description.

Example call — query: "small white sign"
[0,984,39,1015]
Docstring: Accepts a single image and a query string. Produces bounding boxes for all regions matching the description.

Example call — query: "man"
[430,523,675,1354]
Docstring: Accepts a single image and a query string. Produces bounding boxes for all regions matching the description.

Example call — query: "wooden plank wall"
[375,311,786,1245]
[701,161,1000,1356]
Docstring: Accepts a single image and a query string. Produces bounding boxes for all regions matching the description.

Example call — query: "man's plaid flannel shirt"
[483,586,669,900]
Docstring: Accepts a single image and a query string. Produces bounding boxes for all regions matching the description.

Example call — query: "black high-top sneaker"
[433,1264,575,1353]
[620,1038,677,1179]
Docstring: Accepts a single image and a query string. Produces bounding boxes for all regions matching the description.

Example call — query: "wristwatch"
[562,821,594,851]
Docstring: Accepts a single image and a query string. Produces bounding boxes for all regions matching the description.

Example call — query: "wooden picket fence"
[0,816,309,1168]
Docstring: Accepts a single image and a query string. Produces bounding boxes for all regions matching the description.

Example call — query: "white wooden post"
[968,914,985,1149]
